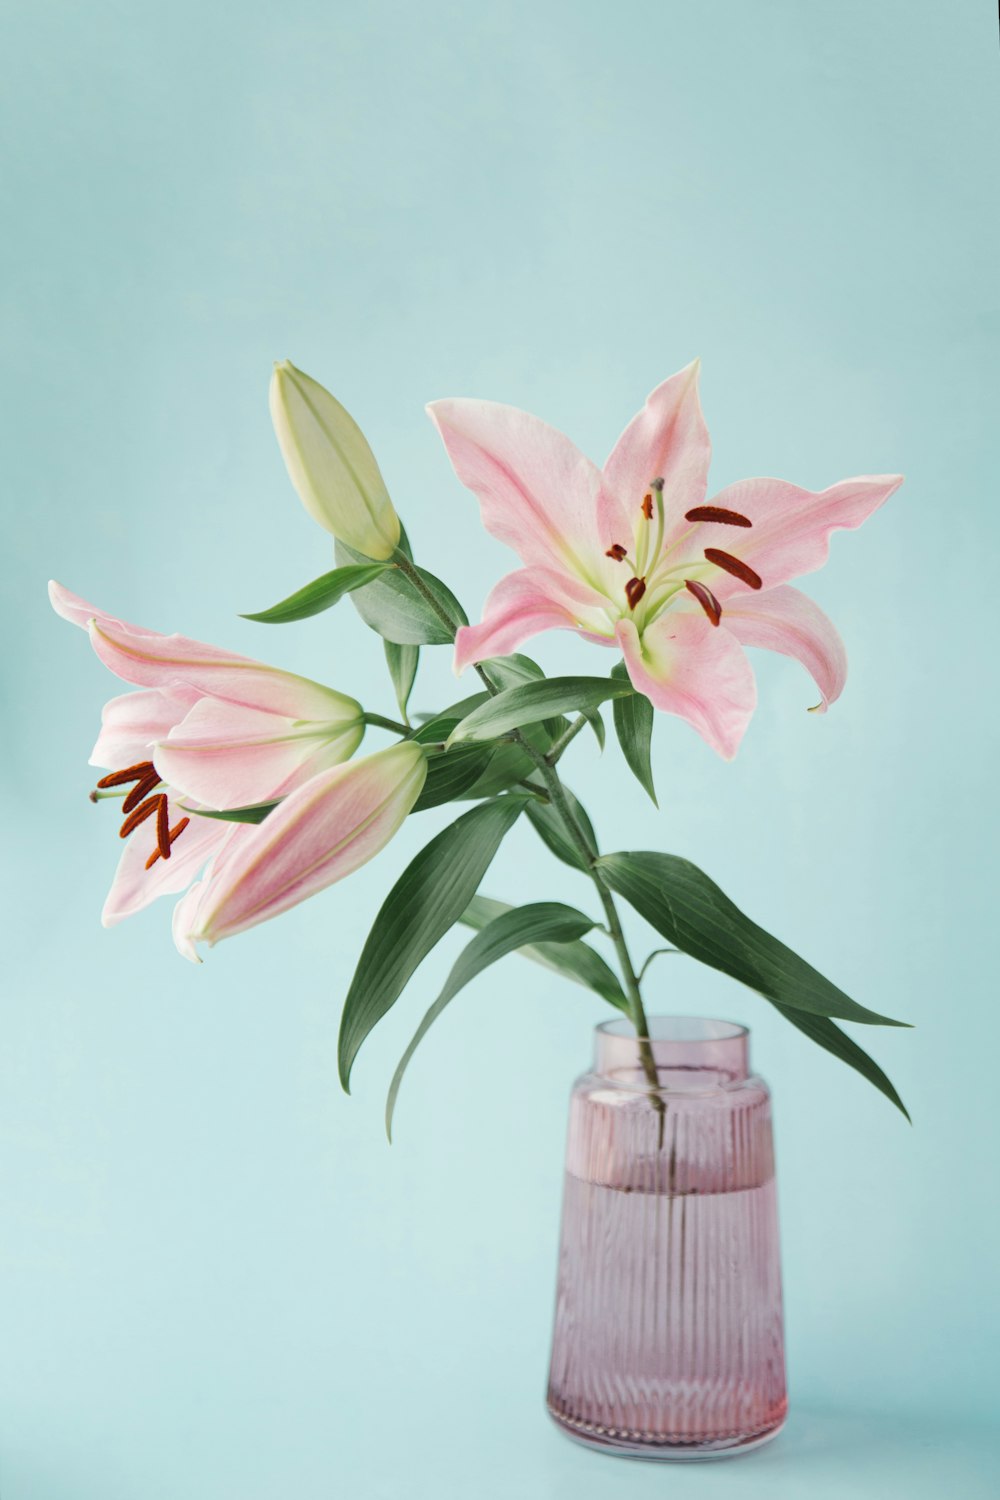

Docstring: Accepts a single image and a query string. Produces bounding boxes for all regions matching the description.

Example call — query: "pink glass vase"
[546,1016,787,1459]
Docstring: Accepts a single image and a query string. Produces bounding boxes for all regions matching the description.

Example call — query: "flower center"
[604,484,759,628]
[92,760,190,869]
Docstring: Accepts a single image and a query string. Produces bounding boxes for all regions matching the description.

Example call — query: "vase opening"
[594,1015,750,1090]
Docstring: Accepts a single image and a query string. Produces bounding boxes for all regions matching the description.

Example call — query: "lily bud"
[172,741,427,961]
[269,360,401,560]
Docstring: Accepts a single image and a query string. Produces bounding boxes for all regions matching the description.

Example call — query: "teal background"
[2,1,998,1496]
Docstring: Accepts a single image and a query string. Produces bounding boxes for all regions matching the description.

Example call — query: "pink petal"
[617,614,757,760]
[51,579,356,722]
[152,696,365,809]
[453,567,612,675]
[691,473,903,600]
[90,686,200,769]
[720,584,847,712]
[603,361,711,519]
[173,742,427,959]
[426,399,623,588]
[101,796,231,927]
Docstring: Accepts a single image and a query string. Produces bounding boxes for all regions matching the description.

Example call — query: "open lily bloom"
[173,742,427,962]
[428,363,902,758]
[50,581,365,808]
[51,580,367,928]
[79,681,244,927]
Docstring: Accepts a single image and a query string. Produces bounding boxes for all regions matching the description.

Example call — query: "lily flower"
[269,360,401,560]
[428,362,902,759]
[50,581,366,924]
[172,742,428,962]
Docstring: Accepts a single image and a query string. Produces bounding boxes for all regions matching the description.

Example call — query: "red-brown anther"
[625,576,647,610]
[641,493,654,519]
[145,817,191,870]
[685,506,753,528]
[704,548,763,590]
[119,794,163,839]
[121,769,161,815]
[96,760,156,790]
[156,794,171,859]
[685,578,723,626]
[605,543,628,561]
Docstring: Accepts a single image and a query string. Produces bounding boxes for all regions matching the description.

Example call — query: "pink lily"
[172,742,428,962]
[428,363,902,759]
[50,580,366,925]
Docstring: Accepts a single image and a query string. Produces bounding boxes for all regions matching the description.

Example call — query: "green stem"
[545,713,589,765]
[363,711,411,735]
[393,551,662,1103]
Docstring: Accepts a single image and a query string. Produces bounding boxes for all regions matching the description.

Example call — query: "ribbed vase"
[546,1017,786,1459]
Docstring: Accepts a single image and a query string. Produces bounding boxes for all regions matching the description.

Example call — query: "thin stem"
[393,552,662,1103]
[363,711,411,735]
[545,713,589,765]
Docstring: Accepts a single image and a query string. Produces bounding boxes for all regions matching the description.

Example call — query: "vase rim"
[595,1015,749,1043]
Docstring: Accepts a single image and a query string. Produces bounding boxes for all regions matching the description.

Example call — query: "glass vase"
[546,1016,787,1459]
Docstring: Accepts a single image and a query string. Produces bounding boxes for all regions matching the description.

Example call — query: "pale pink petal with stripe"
[616,614,757,761]
[720,585,847,711]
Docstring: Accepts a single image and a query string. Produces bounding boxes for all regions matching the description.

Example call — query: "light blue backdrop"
[2,2,997,1496]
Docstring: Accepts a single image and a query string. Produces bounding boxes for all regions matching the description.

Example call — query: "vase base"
[546,1403,786,1461]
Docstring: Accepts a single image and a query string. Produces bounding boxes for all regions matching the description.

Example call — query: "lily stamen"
[145,816,190,870]
[704,548,763,590]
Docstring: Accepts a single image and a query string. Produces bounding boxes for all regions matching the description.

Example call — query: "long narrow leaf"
[189,801,278,824]
[385,902,596,1137]
[611,662,657,804]
[337,796,526,1089]
[241,563,390,623]
[448,676,634,744]
[771,1004,910,1120]
[336,538,467,644]
[526,786,597,872]
[461,895,628,1011]
[385,640,419,722]
[411,745,496,810]
[598,850,909,1028]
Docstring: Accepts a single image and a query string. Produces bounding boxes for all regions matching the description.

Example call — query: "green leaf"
[410,694,489,745]
[240,563,392,624]
[335,538,468,644]
[337,796,526,1089]
[583,707,606,751]
[772,1004,910,1120]
[611,661,657,805]
[448,676,634,744]
[525,785,597,872]
[481,655,570,742]
[385,640,419,722]
[188,801,278,824]
[385,901,597,1137]
[458,743,538,799]
[461,894,628,1012]
[411,745,496,810]
[598,851,909,1028]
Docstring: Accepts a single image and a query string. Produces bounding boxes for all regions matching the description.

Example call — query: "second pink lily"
[429,362,902,759]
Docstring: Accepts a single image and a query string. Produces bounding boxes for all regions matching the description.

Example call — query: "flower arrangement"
[51,359,908,1131]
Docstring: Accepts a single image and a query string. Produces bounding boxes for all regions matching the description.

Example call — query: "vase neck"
[594,1016,750,1087]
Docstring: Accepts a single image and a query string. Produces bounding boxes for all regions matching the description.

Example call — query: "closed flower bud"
[270,360,401,560]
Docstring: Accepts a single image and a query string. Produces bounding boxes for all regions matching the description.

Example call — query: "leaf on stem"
[335,537,468,644]
[447,676,634,744]
[525,785,597,872]
[610,661,657,804]
[385,901,598,1137]
[771,1004,910,1120]
[337,796,526,1089]
[461,894,629,1012]
[188,801,279,824]
[385,640,419,722]
[598,850,910,1029]
[240,563,391,623]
